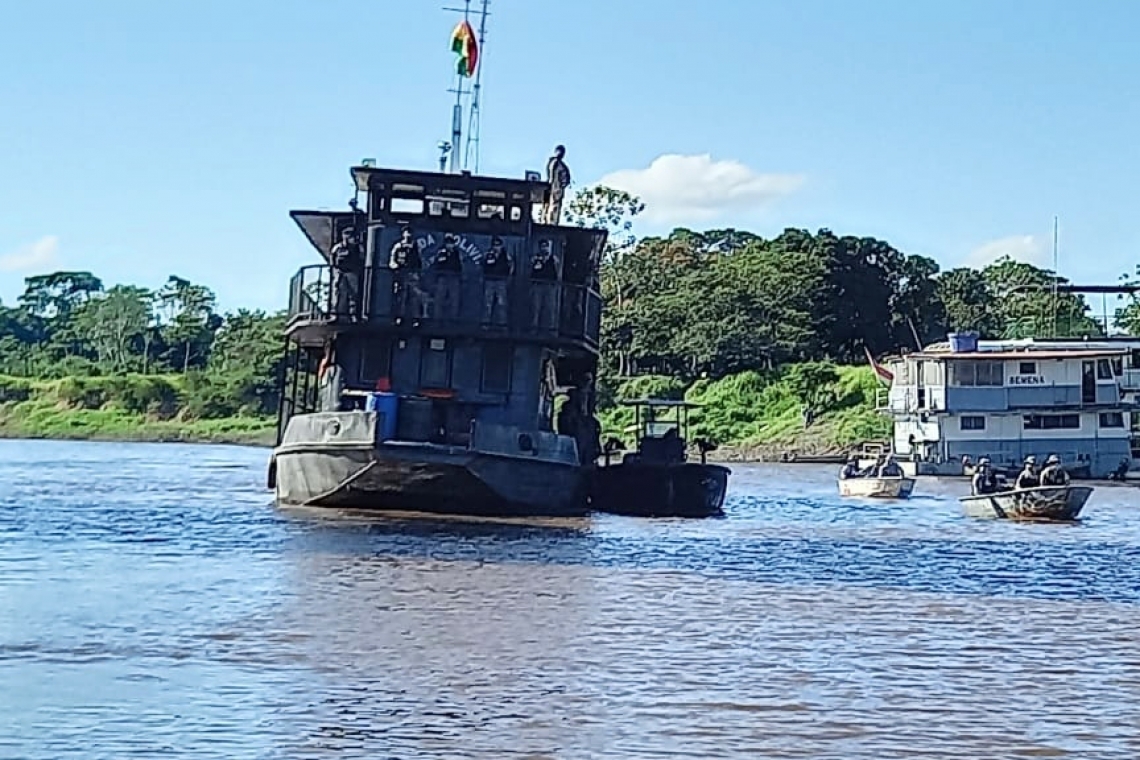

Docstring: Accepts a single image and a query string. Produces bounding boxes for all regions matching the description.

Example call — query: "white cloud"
[596,154,805,225]
[963,234,1050,269]
[0,235,60,273]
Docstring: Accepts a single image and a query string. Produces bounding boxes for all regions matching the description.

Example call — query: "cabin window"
[391,197,425,214]
[1099,412,1125,429]
[478,203,506,220]
[358,341,392,387]
[510,205,523,221]
[1111,357,1123,377]
[419,338,451,388]
[1096,358,1115,380]
[1019,362,1037,375]
[959,416,986,431]
[480,344,512,393]
[951,360,1003,387]
[1023,413,1080,430]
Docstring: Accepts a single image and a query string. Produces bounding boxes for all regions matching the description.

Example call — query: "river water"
[2,440,1140,759]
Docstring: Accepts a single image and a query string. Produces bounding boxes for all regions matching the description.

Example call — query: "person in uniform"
[330,227,361,320]
[389,227,424,318]
[530,239,559,331]
[877,454,903,477]
[481,235,511,325]
[432,234,463,319]
[971,457,999,495]
[543,145,571,225]
[1039,454,1070,486]
[1014,456,1040,490]
[839,454,861,480]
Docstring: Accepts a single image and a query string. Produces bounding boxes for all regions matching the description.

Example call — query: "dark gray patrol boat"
[267,165,608,517]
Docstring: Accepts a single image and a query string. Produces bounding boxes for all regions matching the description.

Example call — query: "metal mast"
[464,0,491,173]
[442,0,490,173]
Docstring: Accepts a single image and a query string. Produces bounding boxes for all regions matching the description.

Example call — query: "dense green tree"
[71,286,153,372]
[982,256,1101,338]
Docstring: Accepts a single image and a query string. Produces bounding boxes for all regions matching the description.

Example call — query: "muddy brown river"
[2,439,1139,758]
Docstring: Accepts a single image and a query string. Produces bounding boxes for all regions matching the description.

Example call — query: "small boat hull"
[959,485,1094,521]
[591,462,730,518]
[838,476,916,499]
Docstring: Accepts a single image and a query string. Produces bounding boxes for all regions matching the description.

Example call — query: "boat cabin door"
[1082,360,1096,404]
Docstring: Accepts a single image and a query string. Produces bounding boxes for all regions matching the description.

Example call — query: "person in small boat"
[839,454,862,480]
[1039,454,1070,487]
[876,454,903,477]
[971,457,999,495]
[1014,456,1040,490]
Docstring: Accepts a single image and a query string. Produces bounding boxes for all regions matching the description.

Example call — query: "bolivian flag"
[451,20,478,78]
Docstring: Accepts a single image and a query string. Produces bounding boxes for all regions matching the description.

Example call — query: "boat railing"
[287,265,334,323]
[286,264,599,347]
[1120,368,1140,391]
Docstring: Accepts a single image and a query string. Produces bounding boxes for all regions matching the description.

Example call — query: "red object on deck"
[375,376,391,392]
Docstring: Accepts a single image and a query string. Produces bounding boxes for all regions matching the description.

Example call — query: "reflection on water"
[2,439,1140,758]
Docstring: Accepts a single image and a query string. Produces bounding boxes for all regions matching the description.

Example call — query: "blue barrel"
[366,392,399,441]
[947,331,979,353]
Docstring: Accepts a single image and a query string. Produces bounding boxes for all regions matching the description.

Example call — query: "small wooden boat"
[959,485,1094,521]
[838,476,915,499]
[591,399,729,518]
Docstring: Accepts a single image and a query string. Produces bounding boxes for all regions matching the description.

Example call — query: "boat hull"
[272,412,588,518]
[959,485,1094,521]
[591,462,730,518]
[838,476,916,499]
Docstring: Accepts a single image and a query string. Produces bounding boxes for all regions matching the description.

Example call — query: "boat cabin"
[880,334,1140,478]
[619,399,700,466]
[276,165,608,455]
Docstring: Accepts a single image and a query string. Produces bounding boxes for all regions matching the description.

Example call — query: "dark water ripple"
[2,439,1140,758]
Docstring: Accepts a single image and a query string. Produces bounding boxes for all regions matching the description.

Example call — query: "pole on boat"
[443,0,490,173]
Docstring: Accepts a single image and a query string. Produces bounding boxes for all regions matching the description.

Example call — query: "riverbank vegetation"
[1,188,1134,452]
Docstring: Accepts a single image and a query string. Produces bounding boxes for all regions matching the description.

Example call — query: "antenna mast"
[464,0,491,173]
[443,0,490,174]
[1051,215,1059,337]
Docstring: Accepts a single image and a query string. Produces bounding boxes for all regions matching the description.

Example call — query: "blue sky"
[1,0,1138,313]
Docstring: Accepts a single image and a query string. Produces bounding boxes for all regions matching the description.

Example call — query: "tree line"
[1,188,1137,424]
[566,187,1133,386]
[0,272,284,418]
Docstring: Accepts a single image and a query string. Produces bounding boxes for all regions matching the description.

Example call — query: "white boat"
[958,485,1094,521]
[838,476,916,499]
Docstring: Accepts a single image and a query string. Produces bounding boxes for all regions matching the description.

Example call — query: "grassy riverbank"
[0,364,889,455]
[0,374,276,446]
[600,365,890,460]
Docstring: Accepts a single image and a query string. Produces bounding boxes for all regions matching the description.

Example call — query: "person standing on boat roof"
[1039,454,1070,486]
[543,145,571,225]
[330,227,361,321]
[971,457,999,495]
[1015,456,1040,490]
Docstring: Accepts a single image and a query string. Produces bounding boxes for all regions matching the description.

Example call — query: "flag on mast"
[864,346,894,385]
[451,20,479,78]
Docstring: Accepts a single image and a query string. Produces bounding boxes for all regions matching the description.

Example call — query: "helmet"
[1045,454,1060,465]
[978,457,991,466]
[1025,455,1037,466]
